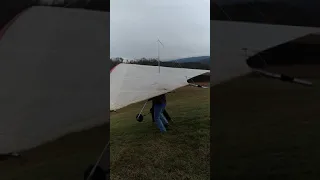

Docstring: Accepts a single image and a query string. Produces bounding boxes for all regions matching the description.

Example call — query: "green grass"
[212,75,320,180]
[110,86,210,180]
[0,86,210,180]
[0,124,108,180]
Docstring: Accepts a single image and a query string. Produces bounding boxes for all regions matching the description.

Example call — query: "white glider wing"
[110,63,209,111]
[211,20,320,85]
[0,6,109,154]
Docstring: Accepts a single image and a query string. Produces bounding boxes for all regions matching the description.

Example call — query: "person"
[148,94,169,132]
[150,105,171,123]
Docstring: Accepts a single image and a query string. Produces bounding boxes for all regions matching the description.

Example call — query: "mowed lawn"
[0,85,209,180]
[0,123,109,180]
[212,75,320,180]
[110,86,210,180]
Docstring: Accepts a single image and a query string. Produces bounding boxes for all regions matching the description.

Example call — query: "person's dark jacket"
[149,94,166,105]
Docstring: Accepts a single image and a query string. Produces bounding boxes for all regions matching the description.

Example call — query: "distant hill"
[169,56,210,64]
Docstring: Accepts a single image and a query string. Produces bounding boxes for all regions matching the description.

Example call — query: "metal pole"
[138,101,148,118]
[158,41,160,73]
[86,141,110,180]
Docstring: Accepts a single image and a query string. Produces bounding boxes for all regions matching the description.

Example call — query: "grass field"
[4,72,320,180]
[1,122,108,180]
[110,86,210,180]
[0,85,210,180]
[212,75,320,180]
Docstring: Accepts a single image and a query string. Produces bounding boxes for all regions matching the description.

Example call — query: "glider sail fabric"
[0,6,109,154]
[110,64,209,111]
[211,20,320,85]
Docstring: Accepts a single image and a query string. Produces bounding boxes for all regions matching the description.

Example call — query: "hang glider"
[110,63,209,111]
[0,6,109,154]
[211,20,320,86]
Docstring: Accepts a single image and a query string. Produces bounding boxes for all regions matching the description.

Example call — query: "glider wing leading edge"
[110,63,209,111]
[211,20,320,86]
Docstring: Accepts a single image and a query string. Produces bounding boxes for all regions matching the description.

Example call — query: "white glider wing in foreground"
[211,20,320,86]
[0,6,109,154]
[110,64,209,111]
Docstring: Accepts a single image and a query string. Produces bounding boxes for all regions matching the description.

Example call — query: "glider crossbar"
[252,68,313,86]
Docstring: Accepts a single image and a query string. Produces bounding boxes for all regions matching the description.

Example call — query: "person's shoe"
[164,124,169,129]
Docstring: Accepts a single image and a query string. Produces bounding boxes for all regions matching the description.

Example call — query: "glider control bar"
[252,68,312,86]
[136,101,148,122]
[85,141,110,180]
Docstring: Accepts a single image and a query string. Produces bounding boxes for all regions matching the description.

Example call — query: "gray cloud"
[111,0,210,60]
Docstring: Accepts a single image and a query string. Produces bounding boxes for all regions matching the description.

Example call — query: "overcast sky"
[110,0,210,61]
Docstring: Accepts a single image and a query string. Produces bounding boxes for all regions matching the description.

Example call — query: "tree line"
[110,57,210,70]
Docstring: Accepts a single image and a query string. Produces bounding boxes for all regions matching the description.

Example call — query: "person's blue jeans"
[153,103,168,132]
